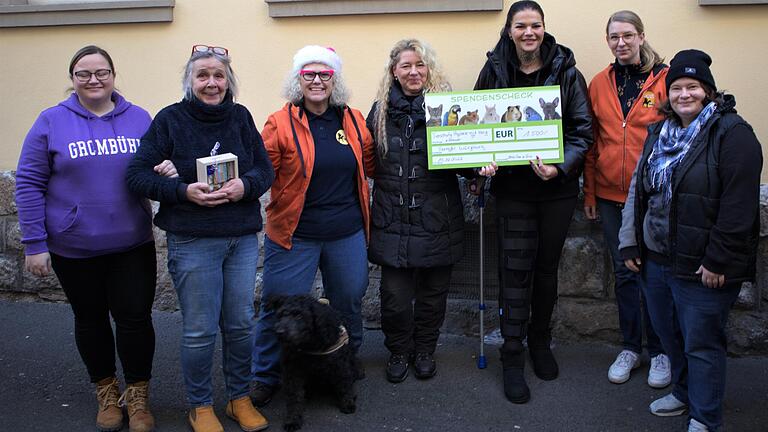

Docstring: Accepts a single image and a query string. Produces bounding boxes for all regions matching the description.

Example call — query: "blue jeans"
[597,199,662,356]
[642,259,740,431]
[167,233,259,407]
[252,229,368,386]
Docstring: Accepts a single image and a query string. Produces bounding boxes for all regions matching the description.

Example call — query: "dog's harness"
[304,325,349,356]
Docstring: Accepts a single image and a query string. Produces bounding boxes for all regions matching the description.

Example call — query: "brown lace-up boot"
[119,381,155,432]
[95,376,123,431]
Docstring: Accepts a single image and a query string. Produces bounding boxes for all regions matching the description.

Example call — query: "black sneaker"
[385,354,409,383]
[413,352,437,379]
[249,381,278,407]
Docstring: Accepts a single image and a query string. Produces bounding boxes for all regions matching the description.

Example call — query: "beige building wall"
[3,0,767,180]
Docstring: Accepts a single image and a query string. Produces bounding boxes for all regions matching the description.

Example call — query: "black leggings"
[51,242,157,383]
[495,196,577,351]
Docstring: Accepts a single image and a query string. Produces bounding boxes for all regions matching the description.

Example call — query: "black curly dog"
[266,295,358,431]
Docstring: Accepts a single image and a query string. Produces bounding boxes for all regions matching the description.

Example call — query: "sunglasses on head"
[191,45,229,56]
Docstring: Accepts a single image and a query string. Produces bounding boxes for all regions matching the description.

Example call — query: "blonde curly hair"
[371,39,451,158]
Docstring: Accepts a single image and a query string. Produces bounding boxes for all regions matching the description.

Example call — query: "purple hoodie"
[16,92,154,258]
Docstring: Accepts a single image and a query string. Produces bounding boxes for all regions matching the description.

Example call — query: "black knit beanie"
[665,49,716,92]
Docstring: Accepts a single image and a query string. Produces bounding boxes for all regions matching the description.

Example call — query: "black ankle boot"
[501,351,530,404]
[528,339,559,381]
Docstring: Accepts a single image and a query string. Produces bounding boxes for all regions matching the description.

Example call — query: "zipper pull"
[210,141,221,156]
[622,121,627,128]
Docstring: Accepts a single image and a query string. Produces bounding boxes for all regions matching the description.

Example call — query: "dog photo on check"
[266,294,359,431]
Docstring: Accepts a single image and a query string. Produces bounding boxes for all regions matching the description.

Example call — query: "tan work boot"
[95,376,123,431]
[226,396,269,431]
[189,406,224,432]
[118,381,155,432]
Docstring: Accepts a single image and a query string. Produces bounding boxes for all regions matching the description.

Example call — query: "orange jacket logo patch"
[642,91,656,108]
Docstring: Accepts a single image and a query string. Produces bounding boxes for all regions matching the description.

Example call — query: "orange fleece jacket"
[262,103,375,249]
[584,64,668,206]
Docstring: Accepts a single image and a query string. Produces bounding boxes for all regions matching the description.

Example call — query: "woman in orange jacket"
[583,10,670,388]
[250,45,376,406]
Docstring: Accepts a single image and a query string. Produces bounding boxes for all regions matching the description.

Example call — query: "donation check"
[425,85,564,170]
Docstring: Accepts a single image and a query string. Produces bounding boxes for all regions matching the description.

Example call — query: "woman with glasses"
[16,45,157,432]
[250,45,375,406]
[474,0,591,404]
[619,49,762,432]
[366,39,496,384]
[126,44,273,432]
[583,10,671,389]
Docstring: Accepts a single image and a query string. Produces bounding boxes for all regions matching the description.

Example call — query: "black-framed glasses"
[192,45,229,56]
[608,32,638,44]
[300,69,335,82]
[73,69,112,83]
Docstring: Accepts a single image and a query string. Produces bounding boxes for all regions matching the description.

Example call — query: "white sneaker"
[648,354,672,388]
[608,350,640,384]
[649,393,688,417]
[688,418,709,432]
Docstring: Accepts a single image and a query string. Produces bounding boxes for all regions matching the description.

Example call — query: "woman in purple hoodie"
[15,45,157,432]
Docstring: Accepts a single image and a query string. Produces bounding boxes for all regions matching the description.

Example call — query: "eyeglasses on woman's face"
[300,69,334,82]
[608,32,638,45]
[73,69,112,83]
[191,45,229,56]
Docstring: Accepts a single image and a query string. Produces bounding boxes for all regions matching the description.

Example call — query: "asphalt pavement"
[1,300,766,432]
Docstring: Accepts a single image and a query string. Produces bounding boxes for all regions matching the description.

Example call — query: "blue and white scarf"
[647,101,717,204]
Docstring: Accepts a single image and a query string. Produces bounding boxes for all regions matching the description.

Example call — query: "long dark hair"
[501,0,545,37]
[68,45,115,77]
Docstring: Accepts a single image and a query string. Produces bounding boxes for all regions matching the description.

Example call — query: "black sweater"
[126,94,274,237]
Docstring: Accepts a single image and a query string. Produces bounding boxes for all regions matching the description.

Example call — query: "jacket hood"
[486,32,576,86]
[489,33,575,69]
[717,93,737,114]
[59,91,132,119]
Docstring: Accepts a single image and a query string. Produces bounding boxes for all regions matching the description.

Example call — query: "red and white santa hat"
[292,45,342,75]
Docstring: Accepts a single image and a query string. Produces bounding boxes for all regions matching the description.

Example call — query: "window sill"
[699,0,768,4]
[264,0,503,18]
[0,0,174,28]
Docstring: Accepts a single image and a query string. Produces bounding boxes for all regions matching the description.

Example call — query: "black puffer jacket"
[365,84,464,268]
[622,95,762,283]
[475,33,592,201]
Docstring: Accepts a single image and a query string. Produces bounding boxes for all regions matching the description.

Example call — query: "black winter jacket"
[620,95,762,283]
[366,84,464,268]
[474,33,592,201]
[126,93,274,237]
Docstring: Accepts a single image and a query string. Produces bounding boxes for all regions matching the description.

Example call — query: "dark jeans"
[642,259,740,431]
[597,198,662,357]
[379,265,452,355]
[496,195,577,348]
[252,230,369,386]
[51,241,157,384]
